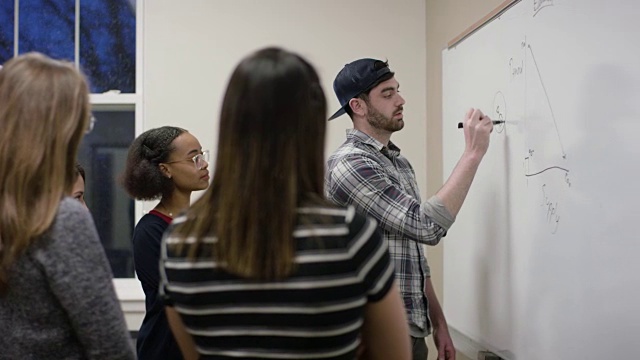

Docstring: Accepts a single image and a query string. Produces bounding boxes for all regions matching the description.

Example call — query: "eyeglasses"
[164,150,210,170]
[86,115,97,134]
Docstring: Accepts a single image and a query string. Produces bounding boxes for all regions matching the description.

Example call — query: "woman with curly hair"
[121,126,210,360]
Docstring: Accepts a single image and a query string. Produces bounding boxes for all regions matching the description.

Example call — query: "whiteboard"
[442,1,640,359]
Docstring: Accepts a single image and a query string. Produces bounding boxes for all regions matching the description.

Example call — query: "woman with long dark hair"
[160,48,411,360]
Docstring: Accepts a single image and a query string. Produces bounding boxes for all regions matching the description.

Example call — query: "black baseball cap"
[328,58,393,120]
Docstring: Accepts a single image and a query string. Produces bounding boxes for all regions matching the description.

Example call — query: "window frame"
[86,0,145,303]
[89,0,146,326]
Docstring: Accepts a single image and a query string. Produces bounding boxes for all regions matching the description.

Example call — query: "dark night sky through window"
[1,0,136,93]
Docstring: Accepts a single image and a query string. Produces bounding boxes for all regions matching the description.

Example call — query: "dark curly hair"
[120,126,186,200]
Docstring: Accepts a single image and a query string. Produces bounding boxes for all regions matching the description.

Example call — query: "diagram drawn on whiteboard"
[492,91,507,134]
[533,0,554,17]
[514,37,571,234]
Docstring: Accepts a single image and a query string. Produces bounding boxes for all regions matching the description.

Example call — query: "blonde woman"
[0,53,134,359]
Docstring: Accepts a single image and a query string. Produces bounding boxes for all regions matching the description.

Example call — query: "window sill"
[114,278,145,331]
[90,93,140,109]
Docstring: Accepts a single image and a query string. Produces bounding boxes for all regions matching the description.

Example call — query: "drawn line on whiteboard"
[525,166,569,177]
[527,44,566,158]
[533,0,554,17]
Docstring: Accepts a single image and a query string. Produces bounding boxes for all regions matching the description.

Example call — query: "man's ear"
[159,163,172,179]
[349,98,366,116]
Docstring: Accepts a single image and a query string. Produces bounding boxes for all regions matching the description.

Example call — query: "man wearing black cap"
[326,58,493,360]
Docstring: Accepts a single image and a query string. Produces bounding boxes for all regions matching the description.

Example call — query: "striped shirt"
[159,206,395,359]
[325,129,454,337]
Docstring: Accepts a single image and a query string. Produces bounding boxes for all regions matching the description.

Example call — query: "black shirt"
[133,211,182,360]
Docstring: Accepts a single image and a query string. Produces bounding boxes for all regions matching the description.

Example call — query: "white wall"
[143,0,428,199]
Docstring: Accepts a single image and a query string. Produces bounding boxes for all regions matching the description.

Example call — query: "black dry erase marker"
[457,120,505,129]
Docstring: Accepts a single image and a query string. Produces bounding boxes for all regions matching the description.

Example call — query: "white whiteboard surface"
[442,1,640,359]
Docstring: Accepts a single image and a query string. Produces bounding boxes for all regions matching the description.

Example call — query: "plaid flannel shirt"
[326,129,453,336]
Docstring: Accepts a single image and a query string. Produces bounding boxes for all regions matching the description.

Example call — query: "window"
[6,0,136,93]
[2,0,141,282]
[19,0,75,61]
[80,0,136,93]
[79,110,135,278]
[0,1,15,64]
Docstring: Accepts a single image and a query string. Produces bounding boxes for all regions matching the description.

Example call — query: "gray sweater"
[0,198,135,360]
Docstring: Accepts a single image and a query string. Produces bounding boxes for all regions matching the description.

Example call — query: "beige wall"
[143,0,427,205]
[425,1,506,360]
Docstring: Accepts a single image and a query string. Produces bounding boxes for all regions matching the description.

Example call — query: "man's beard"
[366,105,404,132]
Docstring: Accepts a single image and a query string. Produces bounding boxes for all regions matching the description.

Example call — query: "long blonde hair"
[0,53,90,293]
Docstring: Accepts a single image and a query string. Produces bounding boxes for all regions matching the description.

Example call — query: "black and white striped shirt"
[159,206,395,359]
